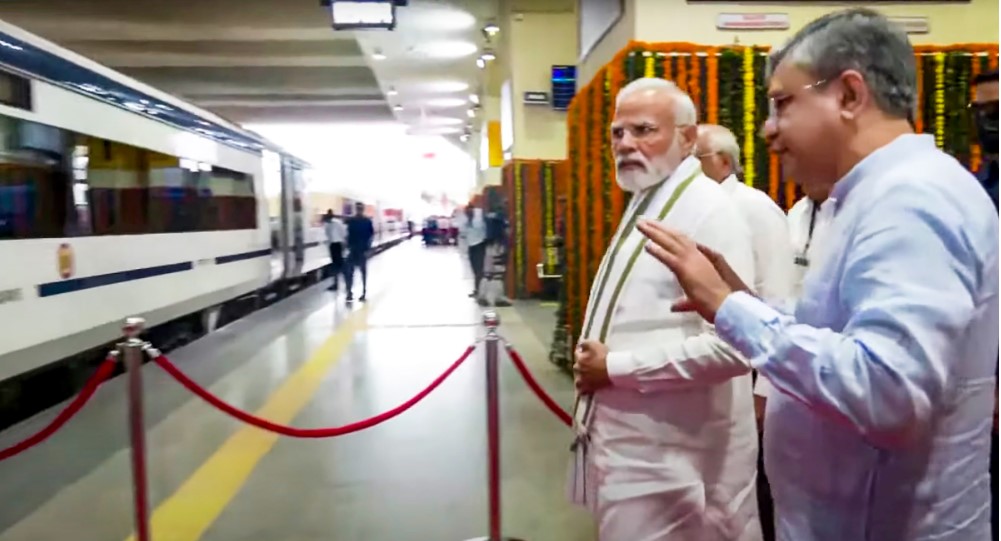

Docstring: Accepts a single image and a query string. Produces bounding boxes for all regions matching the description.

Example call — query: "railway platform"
[0,239,595,541]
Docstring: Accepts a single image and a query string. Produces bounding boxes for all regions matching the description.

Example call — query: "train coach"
[0,19,347,428]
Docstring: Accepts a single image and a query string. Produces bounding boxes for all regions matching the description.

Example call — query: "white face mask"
[614,132,687,193]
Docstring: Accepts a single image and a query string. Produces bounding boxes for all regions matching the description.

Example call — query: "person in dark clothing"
[972,69,999,540]
[344,202,374,302]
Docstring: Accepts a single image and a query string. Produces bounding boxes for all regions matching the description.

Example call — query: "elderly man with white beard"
[569,77,763,540]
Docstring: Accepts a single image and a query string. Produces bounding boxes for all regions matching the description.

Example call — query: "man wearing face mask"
[638,9,999,540]
[570,77,761,540]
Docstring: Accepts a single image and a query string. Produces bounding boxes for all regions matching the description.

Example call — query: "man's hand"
[636,219,741,323]
[574,340,612,393]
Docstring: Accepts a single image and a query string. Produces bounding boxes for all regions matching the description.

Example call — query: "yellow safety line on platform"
[125,302,374,541]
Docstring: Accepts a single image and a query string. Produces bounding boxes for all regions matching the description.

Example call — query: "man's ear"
[679,124,698,153]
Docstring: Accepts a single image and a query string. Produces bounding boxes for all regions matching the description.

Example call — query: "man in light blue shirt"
[637,8,999,540]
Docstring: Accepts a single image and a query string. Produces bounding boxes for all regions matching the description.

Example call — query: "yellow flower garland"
[743,46,756,187]
[934,52,945,148]
[644,53,655,77]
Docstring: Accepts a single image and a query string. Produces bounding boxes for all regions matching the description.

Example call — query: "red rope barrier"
[152,343,478,438]
[504,344,573,427]
[0,356,118,462]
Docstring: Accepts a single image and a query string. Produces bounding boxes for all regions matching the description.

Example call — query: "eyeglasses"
[767,79,829,119]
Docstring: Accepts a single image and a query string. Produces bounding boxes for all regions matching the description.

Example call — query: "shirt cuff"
[605,350,638,389]
[715,291,783,369]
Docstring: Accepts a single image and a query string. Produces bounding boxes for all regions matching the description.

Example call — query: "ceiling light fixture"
[372,50,387,60]
[482,22,500,36]
[393,104,403,112]
[476,58,486,69]
[469,94,479,104]
[467,109,476,118]
[479,49,497,62]
[328,0,397,31]
[386,87,398,96]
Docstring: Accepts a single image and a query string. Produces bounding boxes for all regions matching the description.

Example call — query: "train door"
[262,149,285,283]
[280,155,306,278]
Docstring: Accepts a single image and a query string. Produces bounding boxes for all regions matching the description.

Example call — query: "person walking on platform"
[638,9,999,541]
[478,206,512,307]
[322,209,346,292]
[569,77,762,541]
[458,203,487,300]
[344,201,374,302]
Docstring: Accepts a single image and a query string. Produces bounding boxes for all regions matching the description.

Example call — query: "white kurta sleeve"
[748,198,795,399]
[606,200,757,392]
[750,200,796,306]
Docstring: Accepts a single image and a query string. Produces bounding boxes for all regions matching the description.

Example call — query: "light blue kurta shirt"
[715,134,999,541]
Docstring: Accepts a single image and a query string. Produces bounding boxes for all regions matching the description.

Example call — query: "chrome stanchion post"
[465,311,524,541]
[121,317,151,541]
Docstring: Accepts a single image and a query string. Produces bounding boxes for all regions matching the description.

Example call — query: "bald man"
[570,79,762,540]
[697,124,795,540]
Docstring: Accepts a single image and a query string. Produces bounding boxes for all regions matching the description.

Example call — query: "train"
[0,19,400,429]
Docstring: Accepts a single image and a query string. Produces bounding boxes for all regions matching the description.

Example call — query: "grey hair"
[770,8,916,119]
[616,77,698,126]
[698,124,743,174]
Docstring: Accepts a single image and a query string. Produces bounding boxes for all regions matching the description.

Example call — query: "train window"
[0,115,70,239]
[0,70,32,111]
[0,111,257,239]
[87,137,150,235]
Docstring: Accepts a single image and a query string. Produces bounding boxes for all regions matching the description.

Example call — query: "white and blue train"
[0,20,366,426]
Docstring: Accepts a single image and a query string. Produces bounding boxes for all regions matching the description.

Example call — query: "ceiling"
[0,0,534,145]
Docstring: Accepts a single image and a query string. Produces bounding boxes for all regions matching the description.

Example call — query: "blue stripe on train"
[215,248,272,265]
[37,262,193,297]
[37,248,272,297]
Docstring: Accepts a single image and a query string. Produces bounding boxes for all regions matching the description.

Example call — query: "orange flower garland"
[706,47,719,124]
[970,56,981,173]
[676,53,688,93]
[689,53,701,119]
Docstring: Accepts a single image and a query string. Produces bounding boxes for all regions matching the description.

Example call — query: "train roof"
[0,18,308,165]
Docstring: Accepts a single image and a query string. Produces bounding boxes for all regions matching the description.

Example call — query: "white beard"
[614,137,686,193]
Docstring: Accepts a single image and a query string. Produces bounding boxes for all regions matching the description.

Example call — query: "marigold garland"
[934,52,946,148]
[970,56,982,173]
[742,46,757,187]
[676,53,688,93]
[706,47,719,124]
[644,53,655,78]
[688,54,701,118]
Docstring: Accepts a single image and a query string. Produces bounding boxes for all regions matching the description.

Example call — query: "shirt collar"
[720,174,740,193]
[829,133,936,208]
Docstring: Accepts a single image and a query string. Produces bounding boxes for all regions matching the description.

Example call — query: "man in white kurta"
[695,124,795,414]
[571,78,762,540]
